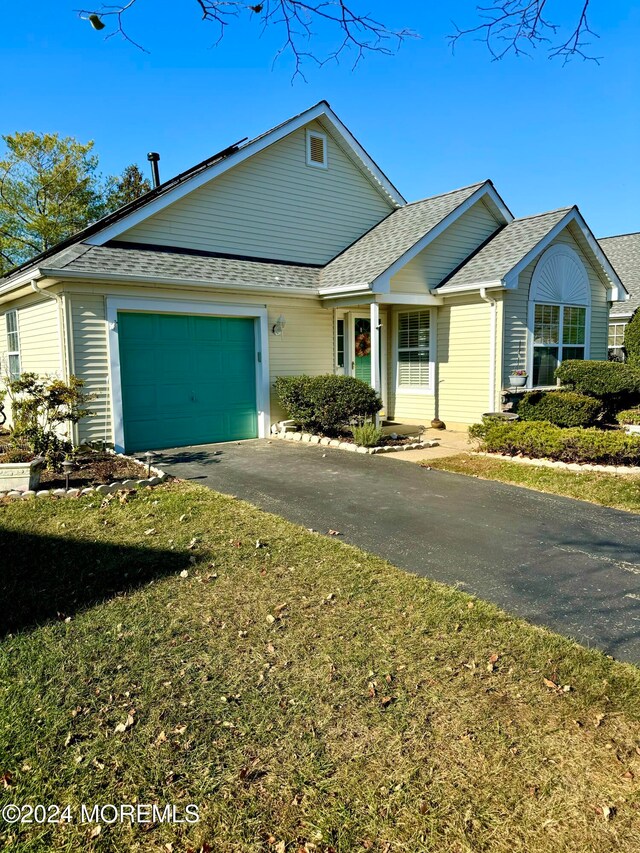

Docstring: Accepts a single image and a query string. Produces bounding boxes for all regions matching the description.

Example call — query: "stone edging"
[0,456,169,501]
[474,451,640,475]
[274,429,438,455]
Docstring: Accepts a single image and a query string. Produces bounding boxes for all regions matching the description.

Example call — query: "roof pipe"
[480,287,498,413]
[147,152,160,188]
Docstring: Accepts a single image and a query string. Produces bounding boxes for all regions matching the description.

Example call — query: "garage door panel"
[118,311,258,451]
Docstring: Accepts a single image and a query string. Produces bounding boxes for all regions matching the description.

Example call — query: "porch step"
[380,421,424,438]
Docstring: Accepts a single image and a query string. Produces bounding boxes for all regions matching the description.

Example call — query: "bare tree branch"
[449,0,601,64]
[76,1,417,79]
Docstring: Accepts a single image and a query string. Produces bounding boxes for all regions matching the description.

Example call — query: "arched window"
[528,244,590,386]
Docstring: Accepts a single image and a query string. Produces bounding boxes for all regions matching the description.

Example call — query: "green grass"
[426,453,640,513]
[1,483,640,852]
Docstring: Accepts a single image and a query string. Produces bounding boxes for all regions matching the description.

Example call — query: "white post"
[370,301,381,427]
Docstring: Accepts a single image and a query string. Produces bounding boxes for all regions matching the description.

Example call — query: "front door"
[353,316,372,384]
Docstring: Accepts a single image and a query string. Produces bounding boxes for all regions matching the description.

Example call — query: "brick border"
[0,455,169,501]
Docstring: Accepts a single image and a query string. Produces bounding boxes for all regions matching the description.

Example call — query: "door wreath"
[355,332,371,358]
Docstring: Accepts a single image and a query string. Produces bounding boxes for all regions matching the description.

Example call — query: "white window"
[608,321,627,358]
[306,130,327,169]
[5,310,20,381]
[397,311,431,390]
[533,304,586,385]
[528,244,590,387]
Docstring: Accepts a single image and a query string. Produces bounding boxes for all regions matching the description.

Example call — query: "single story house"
[0,101,629,452]
[599,232,640,359]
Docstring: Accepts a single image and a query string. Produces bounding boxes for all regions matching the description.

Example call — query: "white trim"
[370,301,380,394]
[306,129,328,169]
[87,104,404,246]
[105,295,270,453]
[375,293,443,306]
[5,308,21,381]
[372,183,513,293]
[319,282,371,297]
[393,307,435,396]
[480,288,497,412]
[432,280,504,296]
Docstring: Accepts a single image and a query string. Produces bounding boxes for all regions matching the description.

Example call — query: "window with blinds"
[5,310,20,381]
[397,311,430,388]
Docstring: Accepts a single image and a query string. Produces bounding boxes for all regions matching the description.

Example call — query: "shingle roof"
[437,207,572,292]
[40,244,321,290]
[598,232,640,317]
[320,182,488,289]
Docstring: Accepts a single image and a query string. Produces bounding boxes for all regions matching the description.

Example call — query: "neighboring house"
[598,232,640,359]
[0,102,628,452]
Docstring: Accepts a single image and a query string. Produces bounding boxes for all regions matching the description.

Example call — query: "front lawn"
[1,483,640,852]
[428,453,640,513]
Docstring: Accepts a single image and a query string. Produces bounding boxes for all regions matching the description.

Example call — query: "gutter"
[480,286,498,413]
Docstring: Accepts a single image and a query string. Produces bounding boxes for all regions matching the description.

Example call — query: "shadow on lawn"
[0,529,189,636]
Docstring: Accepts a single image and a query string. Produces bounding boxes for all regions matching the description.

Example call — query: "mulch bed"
[40,453,147,490]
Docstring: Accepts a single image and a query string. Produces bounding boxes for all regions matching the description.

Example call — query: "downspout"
[31,278,75,444]
[480,287,497,413]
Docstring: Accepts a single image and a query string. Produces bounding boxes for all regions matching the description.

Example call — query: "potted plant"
[508,369,528,388]
[0,444,45,492]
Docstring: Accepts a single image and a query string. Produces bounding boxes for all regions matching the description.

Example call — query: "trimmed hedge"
[469,419,640,466]
[624,309,640,367]
[617,408,640,426]
[555,359,640,413]
[516,390,602,428]
[274,374,382,435]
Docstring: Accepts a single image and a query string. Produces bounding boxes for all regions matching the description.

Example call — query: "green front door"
[118,312,258,452]
[353,317,372,384]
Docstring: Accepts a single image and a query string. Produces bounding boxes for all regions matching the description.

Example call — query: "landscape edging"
[474,451,640,475]
[273,428,438,454]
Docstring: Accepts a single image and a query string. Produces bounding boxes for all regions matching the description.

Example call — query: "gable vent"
[306,130,328,169]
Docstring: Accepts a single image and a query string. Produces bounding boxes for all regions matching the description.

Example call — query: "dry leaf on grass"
[144,527,156,536]
[327,529,342,536]
[114,712,135,734]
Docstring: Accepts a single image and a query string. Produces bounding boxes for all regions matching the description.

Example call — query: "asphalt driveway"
[160,440,640,664]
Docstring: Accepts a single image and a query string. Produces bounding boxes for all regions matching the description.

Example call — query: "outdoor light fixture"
[144,450,156,477]
[272,315,286,336]
[62,459,74,491]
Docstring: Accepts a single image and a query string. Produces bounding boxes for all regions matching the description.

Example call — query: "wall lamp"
[272,315,286,336]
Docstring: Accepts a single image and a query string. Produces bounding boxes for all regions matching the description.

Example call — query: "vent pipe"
[147,152,160,188]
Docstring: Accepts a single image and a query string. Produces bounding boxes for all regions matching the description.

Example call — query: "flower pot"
[508,375,527,388]
[0,457,45,492]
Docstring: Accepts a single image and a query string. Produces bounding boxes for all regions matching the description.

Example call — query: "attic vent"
[306,130,328,169]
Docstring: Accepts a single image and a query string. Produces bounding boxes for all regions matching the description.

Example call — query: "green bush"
[624,309,640,367]
[351,421,382,447]
[516,390,602,427]
[555,360,640,414]
[617,408,640,426]
[470,419,640,466]
[274,374,382,435]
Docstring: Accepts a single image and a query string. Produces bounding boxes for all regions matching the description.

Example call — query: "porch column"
[370,300,381,395]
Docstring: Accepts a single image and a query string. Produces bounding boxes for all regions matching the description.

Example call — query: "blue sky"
[1,1,638,237]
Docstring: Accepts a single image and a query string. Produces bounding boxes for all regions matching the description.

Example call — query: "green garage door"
[118,312,258,452]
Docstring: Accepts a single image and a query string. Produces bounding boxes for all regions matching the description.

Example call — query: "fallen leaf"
[144,527,156,536]
[179,514,187,522]
[622,770,635,782]
[90,825,101,838]
[187,537,198,550]
[467,601,474,609]
[179,569,189,578]
[327,529,341,536]
[595,713,606,727]
[367,682,376,698]
[1,772,13,788]
[381,696,393,707]
[154,731,167,747]
[543,678,558,690]
[114,713,135,734]
[255,539,268,549]
[266,614,276,625]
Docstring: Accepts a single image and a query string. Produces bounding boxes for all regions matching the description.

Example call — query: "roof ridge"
[511,206,573,223]
[403,181,487,207]
[599,231,640,241]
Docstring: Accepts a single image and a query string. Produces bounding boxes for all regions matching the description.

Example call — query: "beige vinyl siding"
[390,199,502,293]
[118,121,394,266]
[437,295,501,425]
[70,295,112,445]
[67,285,334,443]
[502,225,611,386]
[15,299,61,376]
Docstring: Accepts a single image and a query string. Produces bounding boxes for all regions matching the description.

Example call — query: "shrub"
[6,373,93,469]
[274,374,382,435]
[624,309,640,367]
[555,360,640,414]
[470,419,640,466]
[351,421,382,447]
[516,390,602,428]
[617,408,640,426]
